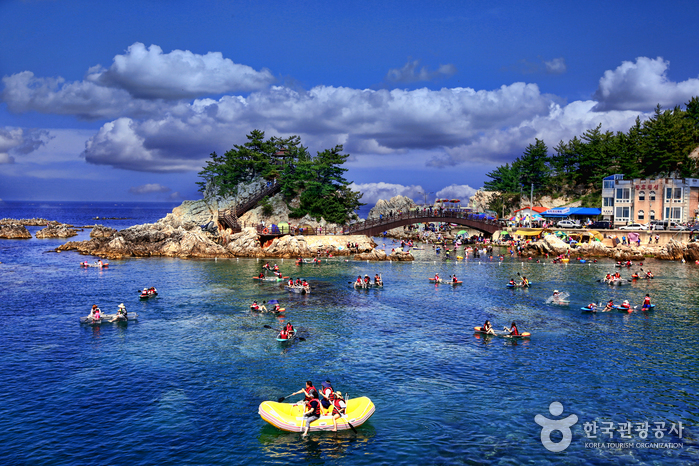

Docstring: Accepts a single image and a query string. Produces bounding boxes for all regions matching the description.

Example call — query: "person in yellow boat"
[291,381,318,406]
[301,397,322,437]
[330,391,347,432]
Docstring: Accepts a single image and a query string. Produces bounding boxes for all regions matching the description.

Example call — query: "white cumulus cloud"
[544,57,567,75]
[128,183,171,194]
[86,42,275,99]
[435,184,478,202]
[349,182,426,206]
[593,56,699,111]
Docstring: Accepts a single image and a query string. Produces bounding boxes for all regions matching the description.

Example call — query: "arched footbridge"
[344,211,500,236]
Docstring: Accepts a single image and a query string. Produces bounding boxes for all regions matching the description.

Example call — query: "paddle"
[277,392,296,403]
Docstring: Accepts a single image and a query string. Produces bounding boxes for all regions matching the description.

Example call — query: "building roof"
[542,207,602,217]
[513,206,548,214]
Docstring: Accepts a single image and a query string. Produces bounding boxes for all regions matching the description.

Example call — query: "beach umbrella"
[450,199,460,203]
[457,230,467,235]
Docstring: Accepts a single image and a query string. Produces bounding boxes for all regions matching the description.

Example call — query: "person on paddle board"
[642,294,652,310]
[330,391,347,432]
[503,321,519,336]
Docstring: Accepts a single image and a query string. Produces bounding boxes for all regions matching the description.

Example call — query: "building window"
[616,188,630,201]
[638,210,644,220]
[603,197,614,207]
[603,180,615,189]
[616,206,630,219]
[675,187,682,199]
[650,210,656,220]
[638,191,645,201]
[665,207,682,219]
[649,191,656,201]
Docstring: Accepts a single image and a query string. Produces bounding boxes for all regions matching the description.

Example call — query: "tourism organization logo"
[535,402,686,452]
[535,402,578,452]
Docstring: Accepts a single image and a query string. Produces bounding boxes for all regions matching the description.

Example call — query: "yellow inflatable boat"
[259,396,375,432]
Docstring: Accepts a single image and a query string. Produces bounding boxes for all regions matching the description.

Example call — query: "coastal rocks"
[0,224,32,239]
[35,224,78,239]
[226,228,264,257]
[57,222,228,259]
[526,235,570,256]
[368,195,417,219]
[0,218,53,226]
[388,250,415,261]
[354,249,388,261]
[263,235,312,258]
[577,241,610,257]
[657,239,686,261]
[90,225,117,238]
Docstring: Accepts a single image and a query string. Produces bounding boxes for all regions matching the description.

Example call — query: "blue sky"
[2,0,699,207]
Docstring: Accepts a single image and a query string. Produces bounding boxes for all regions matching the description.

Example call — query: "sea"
[0,200,698,465]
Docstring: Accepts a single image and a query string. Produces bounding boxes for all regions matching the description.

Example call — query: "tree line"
[197,130,364,224]
[483,97,699,214]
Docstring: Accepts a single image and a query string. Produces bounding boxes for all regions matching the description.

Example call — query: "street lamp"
[418,191,434,206]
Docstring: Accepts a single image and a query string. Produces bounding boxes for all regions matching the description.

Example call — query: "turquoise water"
[1,217,699,464]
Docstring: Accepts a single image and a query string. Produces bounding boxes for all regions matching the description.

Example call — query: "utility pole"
[530,183,534,227]
[418,191,434,206]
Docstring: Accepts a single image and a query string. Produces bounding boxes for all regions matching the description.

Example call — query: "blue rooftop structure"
[542,207,601,217]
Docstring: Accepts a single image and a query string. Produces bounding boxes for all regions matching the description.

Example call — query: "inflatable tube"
[259,396,375,432]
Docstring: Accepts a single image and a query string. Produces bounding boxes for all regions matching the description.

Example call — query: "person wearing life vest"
[620,300,631,311]
[603,299,614,312]
[482,320,494,335]
[274,264,279,272]
[279,328,289,340]
[88,304,100,320]
[330,391,348,432]
[355,276,363,287]
[295,278,301,286]
[631,272,639,279]
[508,278,516,286]
[258,272,265,279]
[263,262,270,270]
[109,303,127,322]
[587,303,597,311]
[614,272,621,279]
[605,273,612,282]
[434,273,440,283]
[646,270,654,278]
[285,322,294,334]
[141,287,149,296]
[301,397,322,437]
[250,301,260,311]
[363,275,370,286]
[503,321,519,336]
[272,303,282,313]
[374,274,382,286]
[452,275,458,283]
[320,380,335,413]
[521,276,529,287]
[292,381,319,412]
[642,294,652,310]
[288,278,294,287]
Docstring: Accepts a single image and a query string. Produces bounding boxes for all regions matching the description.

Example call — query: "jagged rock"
[609,247,645,261]
[90,225,116,238]
[685,242,699,261]
[226,228,264,257]
[523,234,570,256]
[656,239,685,261]
[263,235,313,258]
[35,224,78,238]
[57,222,228,259]
[368,195,417,219]
[388,250,414,261]
[0,224,32,239]
[354,249,389,261]
[577,241,609,257]
[0,218,53,226]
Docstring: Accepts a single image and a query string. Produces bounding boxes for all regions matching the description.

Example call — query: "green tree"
[483,163,520,192]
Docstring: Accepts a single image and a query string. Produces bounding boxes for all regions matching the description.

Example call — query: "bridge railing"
[222,209,499,237]
[217,179,281,232]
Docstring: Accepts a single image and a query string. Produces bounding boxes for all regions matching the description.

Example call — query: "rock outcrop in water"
[90,225,117,238]
[0,224,32,239]
[35,224,79,239]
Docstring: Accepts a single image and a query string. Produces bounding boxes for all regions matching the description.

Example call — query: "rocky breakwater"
[57,220,228,259]
[520,234,699,262]
[0,224,32,239]
[35,224,79,239]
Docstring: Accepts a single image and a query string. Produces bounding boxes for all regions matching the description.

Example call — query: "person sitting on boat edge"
[141,287,148,296]
[302,397,322,437]
[642,294,652,310]
[330,391,347,432]
[109,303,127,322]
[288,278,294,287]
[88,304,100,320]
[374,274,382,286]
[292,381,319,409]
[148,286,157,294]
[482,320,494,335]
[434,273,440,282]
[279,328,289,339]
[320,380,335,414]
[363,275,370,286]
[452,274,458,283]
[503,321,519,336]
[258,272,265,279]
[508,278,516,286]
[587,302,597,311]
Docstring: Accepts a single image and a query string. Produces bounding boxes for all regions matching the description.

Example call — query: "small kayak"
[285,286,309,294]
[448,281,463,285]
[474,326,530,338]
[259,396,375,432]
[253,276,289,281]
[80,313,138,324]
[581,307,598,312]
[613,305,634,313]
[507,283,531,288]
[276,331,296,342]
[639,304,656,311]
